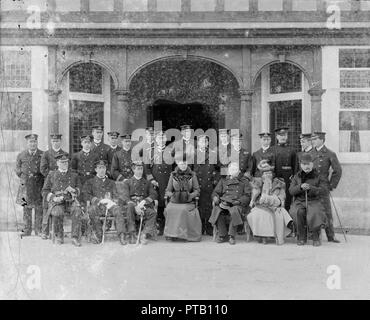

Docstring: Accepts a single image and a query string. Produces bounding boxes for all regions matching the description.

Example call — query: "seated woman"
[163,154,201,242]
[247,159,293,245]
[289,153,327,247]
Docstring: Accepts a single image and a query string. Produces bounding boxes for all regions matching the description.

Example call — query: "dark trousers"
[157,206,165,229]
[88,204,126,238]
[50,204,82,239]
[322,193,335,240]
[217,211,237,238]
[126,203,157,236]
[296,207,320,241]
[23,205,42,235]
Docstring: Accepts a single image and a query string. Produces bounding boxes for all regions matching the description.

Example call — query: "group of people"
[15,123,342,247]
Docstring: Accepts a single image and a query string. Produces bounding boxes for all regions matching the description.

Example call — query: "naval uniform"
[40,148,68,235]
[250,146,275,178]
[15,149,44,235]
[42,169,82,240]
[312,145,342,240]
[111,148,133,181]
[107,145,122,178]
[272,143,297,211]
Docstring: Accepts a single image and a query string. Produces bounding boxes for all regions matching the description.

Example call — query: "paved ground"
[1,230,369,300]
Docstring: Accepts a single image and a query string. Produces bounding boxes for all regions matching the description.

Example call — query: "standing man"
[122,161,158,245]
[193,134,220,236]
[111,134,134,182]
[295,133,314,172]
[272,127,297,211]
[91,123,110,163]
[40,133,68,239]
[15,134,44,236]
[311,131,342,243]
[106,131,122,179]
[218,128,231,177]
[250,132,275,178]
[171,124,195,166]
[83,160,128,245]
[230,132,252,179]
[145,130,172,236]
[42,154,83,246]
[71,135,99,190]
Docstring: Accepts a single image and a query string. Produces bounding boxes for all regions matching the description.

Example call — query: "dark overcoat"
[111,148,133,181]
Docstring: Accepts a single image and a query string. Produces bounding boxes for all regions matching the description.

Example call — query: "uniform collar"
[94,139,101,145]
[58,168,68,174]
[28,149,37,156]
[278,143,287,147]
[122,147,131,152]
[110,145,117,149]
[316,145,325,152]
[261,146,270,151]
[304,146,313,152]
[82,149,90,154]
[52,147,61,153]
[133,175,143,180]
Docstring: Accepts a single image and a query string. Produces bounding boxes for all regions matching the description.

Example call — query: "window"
[339,49,370,154]
[0,49,32,152]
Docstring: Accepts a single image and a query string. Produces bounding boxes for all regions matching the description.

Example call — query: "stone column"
[308,87,325,133]
[114,89,130,134]
[47,89,62,135]
[239,89,254,153]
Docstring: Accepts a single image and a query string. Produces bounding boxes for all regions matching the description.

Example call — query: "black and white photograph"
[1,0,370,305]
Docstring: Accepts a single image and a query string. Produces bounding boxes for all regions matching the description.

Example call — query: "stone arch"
[252,59,313,89]
[127,54,243,89]
[56,59,119,89]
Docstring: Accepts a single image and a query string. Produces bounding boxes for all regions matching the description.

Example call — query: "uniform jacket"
[289,168,328,230]
[71,150,99,185]
[107,145,122,177]
[209,175,251,226]
[91,141,110,162]
[145,146,173,207]
[121,176,157,206]
[40,148,68,177]
[82,175,119,206]
[312,146,342,190]
[42,169,81,202]
[250,147,275,178]
[193,147,220,217]
[165,167,200,204]
[111,148,133,181]
[15,149,44,206]
[272,143,297,181]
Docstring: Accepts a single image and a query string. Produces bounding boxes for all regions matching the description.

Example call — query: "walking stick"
[305,190,309,242]
[101,206,109,245]
[136,212,144,245]
[329,192,347,243]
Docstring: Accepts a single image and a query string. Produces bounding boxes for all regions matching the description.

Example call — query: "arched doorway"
[128,57,240,132]
[59,62,115,154]
[255,61,311,151]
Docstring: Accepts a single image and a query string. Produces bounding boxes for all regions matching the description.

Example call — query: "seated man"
[42,154,83,246]
[209,162,251,245]
[289,153,327,247]
[122,161,158,245]
[83,160,128,245]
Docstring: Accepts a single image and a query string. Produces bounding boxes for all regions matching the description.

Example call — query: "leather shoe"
[313,240,321,247]
[217,236,228,243]
[229,236,236,245]
[297,240,306,246]
[119,234,127,245]
[72,238,81,247]
[328,238,340,243]
[41,233,49,240]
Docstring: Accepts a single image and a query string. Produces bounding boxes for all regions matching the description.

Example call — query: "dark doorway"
[151,99,220,134]
[269,100,302,151]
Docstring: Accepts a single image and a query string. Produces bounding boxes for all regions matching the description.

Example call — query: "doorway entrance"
[151,99,220,133]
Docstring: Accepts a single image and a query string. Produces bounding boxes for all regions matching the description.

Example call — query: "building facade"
[1,0,370,231]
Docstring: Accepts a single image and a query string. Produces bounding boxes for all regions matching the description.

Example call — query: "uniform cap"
[145,127,154,132]
[25,133,38,140]
[50,133,62,140]
[180,124,192,131]
[299,133,312,140]
[132,160,144,168]
[219,128,230,135]
[300,153,313,163]
[107,131,120,138]
[120,134,131,140]
[92,124,104,131]
[55,154,69,162]
[95,160,108,168]
[274,127,289,135]
[80,134,93,142]
[311,131,326,139]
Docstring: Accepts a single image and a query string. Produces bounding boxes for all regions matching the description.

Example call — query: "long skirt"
[164,202,202,242]
[247,206,292,244]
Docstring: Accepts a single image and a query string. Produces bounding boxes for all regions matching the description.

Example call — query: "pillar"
[47,89,62,136]
[308,88,325,133]
[114,89,130,134]
[239,89,254,153]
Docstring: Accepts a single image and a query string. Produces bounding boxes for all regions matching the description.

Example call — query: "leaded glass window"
[0,50,31,88]
[269,63,302,94]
